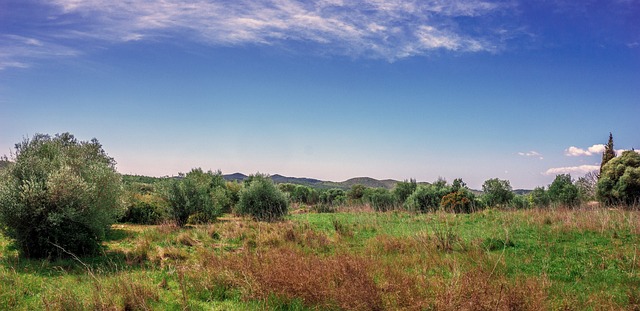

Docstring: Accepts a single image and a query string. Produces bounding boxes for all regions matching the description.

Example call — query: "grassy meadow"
[1,207,639,310]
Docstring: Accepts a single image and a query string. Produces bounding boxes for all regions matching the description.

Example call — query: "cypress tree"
[600,132,616,175]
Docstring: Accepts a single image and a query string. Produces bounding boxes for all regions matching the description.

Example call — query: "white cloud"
[2,0,514,69]
[565,144,605,156]
[517,151,543,160]
[565,144,639,157]
[543,165,599,176]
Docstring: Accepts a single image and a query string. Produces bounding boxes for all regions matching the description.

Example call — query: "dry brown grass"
[200,247,383,310]
[521,207,640,235]
[432,269,549,311]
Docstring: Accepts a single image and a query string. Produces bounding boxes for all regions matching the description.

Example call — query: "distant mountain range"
[222,173,424,190]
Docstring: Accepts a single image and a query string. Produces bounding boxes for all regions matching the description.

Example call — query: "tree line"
[0,132,638,259]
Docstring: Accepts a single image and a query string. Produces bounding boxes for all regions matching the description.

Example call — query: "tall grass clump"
[237,174,289,221]
[0,133,123,258]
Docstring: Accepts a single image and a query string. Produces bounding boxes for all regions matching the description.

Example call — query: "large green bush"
[597,150,640,205]
[481,178,514,207]
[364,188,396,211]
[529,186,550,208]
[404,183,451,213]
[237,174,289,221]
[0,133,123,258]
[393,179,417,204]
[319,189,347,206]
[165,168,226,226]
[548,174,580,207]
[441,189,477,213]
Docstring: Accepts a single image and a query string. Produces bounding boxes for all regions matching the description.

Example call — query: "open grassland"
[1,207,639,310]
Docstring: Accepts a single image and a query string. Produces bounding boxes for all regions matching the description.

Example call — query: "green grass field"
[1,207,639,310]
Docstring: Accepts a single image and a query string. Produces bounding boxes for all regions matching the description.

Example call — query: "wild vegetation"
[0,132,639,310]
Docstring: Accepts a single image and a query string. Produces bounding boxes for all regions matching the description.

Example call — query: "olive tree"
[237,174,289,221]
[481,178,514,207]
[165,168,226,226]
[0,133,123,258]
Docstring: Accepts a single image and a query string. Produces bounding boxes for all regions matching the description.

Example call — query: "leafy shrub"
[482,178,514,207]
[120,192,170,224]
[597,150,640,205]
[509,194,531,209]
[441,190,476,213]
[291,185,317,205]
[548,174,580,207]
[393,179,417,204]
[0,133,123,258]
[404,183,451,213]
[529,187,550,208]
[165,168,226,226]
[364,188,396,211]
[347,184,367,204]
[237,174,289,221]
[224,181,243,213]
[320,189,347,206]
[312,204,337,213]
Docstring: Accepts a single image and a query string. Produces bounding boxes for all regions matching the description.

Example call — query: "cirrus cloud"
[1,0,517,70]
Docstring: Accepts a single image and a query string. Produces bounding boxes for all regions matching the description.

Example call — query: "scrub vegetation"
[0,132,639,310]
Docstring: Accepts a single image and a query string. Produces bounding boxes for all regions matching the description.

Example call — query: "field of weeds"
[1,207,639,310]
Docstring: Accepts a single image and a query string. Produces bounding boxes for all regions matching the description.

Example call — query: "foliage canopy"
[597,150,640,205]
[0,133,123,258]
[237,174,289,221]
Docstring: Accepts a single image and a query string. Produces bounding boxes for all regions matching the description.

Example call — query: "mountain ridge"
[222,173,422,190]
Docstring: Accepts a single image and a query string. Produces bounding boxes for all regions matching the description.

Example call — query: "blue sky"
[1,0,639,189]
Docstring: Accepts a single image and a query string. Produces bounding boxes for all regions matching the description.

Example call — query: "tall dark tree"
[600,132,616,175]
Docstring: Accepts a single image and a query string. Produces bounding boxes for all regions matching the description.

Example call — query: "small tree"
[548,174,580,207]
[405,182,452,213]
[393,179,417,205]
[237,174,289,221]
[529,186,550,208]
[482,178,514,207]
[597,150,640,205]
[0,133,123,258]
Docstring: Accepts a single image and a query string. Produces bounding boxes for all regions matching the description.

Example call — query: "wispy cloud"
[564,144,605,156]
[543,165,599,176]
[1,0,515,69]
[517,151,543,160]
[0,34,79,70]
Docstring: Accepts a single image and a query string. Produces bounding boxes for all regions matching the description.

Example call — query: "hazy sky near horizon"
[1,0,639,189]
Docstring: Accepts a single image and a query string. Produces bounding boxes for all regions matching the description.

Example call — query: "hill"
[223,173,402,190]
[324,177,397,189]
